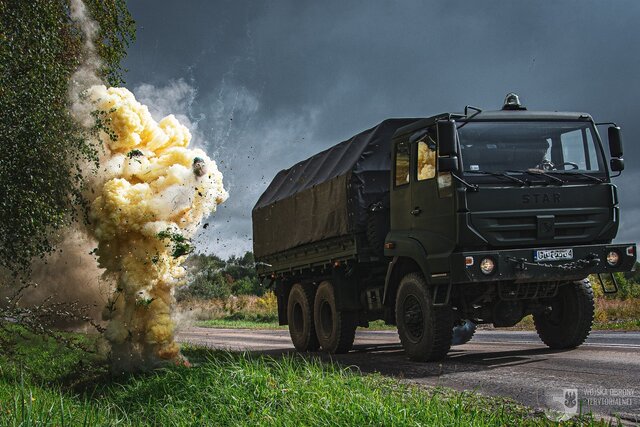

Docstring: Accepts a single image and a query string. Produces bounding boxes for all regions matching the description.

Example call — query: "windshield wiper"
[465,170,527,186]
[506,169,565,185]
[544,170,604,183]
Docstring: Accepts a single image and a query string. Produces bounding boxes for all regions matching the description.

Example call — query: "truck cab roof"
[393,110,594,141]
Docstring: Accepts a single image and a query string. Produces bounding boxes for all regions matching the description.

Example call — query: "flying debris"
[192,156,207,177]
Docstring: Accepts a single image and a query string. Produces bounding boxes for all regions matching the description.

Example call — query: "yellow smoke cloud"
[87,85,228,369]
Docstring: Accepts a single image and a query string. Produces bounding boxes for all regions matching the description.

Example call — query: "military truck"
[252,94,637,361]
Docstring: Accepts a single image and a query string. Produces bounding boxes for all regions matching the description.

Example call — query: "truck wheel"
[287,283,320,352]
[314,281,357,353]
[451,319,477,346]
[395,272,453,361]
[533,279,594,349]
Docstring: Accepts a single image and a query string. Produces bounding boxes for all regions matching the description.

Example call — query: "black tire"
[395,272,453,361]
[313,281,357,354]
[287,283,320,352]
[533,279,594,349]
[366,210,389,255]
[451,320,477,346]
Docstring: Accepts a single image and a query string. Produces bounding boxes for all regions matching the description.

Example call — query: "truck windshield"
[458,121,605,178]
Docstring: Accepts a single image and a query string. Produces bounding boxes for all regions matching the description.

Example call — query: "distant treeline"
[178,252,263,300]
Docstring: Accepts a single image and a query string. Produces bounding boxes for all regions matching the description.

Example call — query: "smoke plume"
[59,0,228,370]
[86,85,227,369]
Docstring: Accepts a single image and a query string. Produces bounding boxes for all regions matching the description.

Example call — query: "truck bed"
[256,233,383,276]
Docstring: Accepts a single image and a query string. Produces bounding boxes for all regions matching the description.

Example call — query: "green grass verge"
[593,319,640,331]
[0,328,607,426]
[197,318,286,329]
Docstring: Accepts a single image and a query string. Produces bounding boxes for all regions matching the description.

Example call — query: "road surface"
[177,327,640,422]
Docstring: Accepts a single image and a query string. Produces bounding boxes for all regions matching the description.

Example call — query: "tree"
[178,252,264,300]
[0,0,135,275]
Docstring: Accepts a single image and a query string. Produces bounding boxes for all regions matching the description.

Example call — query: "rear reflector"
[627,246,635,257]
[465,256,474,266]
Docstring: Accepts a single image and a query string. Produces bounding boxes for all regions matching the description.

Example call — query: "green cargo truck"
[252,94,637,361]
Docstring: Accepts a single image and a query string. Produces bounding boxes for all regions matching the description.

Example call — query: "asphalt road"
[177,327,640,422]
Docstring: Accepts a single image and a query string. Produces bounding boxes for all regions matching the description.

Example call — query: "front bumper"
[450,243,636,283]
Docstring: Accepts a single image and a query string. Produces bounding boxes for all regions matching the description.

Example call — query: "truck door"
[410,127,456,275]
[391,139,413,232]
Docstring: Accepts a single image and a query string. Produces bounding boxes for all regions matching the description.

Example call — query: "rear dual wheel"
[287,283,320,352]
[287,281,357,354]
[314,281,357,354]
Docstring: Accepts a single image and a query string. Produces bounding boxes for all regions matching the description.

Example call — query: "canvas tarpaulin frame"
[253,118,419,258]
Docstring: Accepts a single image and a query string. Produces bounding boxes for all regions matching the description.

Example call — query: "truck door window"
[395,141,410,186]
[417,140,436,181]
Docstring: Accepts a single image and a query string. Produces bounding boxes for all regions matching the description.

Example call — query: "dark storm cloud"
[124,0,640,256]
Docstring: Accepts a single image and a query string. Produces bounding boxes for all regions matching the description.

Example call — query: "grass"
[197,318,286,329]
[0,327,609,426]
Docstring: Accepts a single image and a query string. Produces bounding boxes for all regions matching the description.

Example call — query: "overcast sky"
[123,0,640,257]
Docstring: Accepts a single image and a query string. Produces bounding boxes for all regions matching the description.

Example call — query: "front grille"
[471,208,609,247]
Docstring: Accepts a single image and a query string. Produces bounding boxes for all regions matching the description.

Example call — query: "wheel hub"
[403,294,424,342]
[319,300,333,338]
[292,302,304,334]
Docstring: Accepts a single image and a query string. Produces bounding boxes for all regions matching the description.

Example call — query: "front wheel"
[533,279,594,349]
[395,272,453,361]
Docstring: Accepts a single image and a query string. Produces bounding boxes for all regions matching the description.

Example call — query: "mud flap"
[332,267,361,311]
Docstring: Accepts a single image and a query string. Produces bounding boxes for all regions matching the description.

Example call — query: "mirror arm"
[595,122,618,127]
[451,173,479,192]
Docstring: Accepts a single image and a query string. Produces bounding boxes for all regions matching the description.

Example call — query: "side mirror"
[437,120,459,156]
[438,156,459,172]
[610,158,624,172]
[608,126,623,158]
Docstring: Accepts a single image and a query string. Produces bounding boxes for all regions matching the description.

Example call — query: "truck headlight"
[606,250,620,266]
[480,257,496,275]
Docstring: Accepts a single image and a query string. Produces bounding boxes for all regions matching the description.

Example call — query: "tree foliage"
[0,0,135,275]
[178,252,264,301]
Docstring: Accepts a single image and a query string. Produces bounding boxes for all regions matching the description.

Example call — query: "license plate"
[534,248,573,262]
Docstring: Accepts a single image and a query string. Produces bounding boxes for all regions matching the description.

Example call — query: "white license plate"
[534,248,573,262]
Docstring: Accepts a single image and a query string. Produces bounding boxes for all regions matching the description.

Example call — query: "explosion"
[86,85,228,369]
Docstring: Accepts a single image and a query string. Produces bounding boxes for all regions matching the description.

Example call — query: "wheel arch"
[383,236,432,308]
